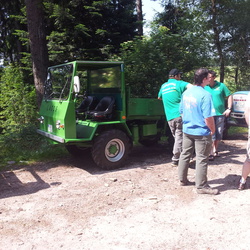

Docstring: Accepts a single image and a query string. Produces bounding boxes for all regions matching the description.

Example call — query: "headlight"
[38,116,44,123]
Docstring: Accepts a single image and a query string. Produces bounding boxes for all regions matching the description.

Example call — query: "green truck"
[37,61,172,169]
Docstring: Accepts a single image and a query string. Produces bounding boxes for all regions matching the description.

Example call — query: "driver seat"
[88,96,115,120]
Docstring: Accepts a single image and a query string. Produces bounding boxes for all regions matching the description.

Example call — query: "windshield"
[44,64,73,100]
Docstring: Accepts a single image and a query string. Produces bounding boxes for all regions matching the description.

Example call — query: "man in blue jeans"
[178,68,219,195]
[158,69,192,167]
[205,70,232,161]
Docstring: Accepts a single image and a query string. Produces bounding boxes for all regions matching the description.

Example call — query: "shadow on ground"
[0,167,50,199]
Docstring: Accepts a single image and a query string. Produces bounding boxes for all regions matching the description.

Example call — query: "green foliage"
[0,124,68,167]
[228,126,248,136]
[45,0,137,63]
[197,0,249,89]
[1,0,137,67]
[151,0,250,91]
[0,65,37,133]
[0,124,42,162]
[120,25,209,97]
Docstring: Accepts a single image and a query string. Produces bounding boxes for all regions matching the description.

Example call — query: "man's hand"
[205,116,215,135]
[223,108,231,117]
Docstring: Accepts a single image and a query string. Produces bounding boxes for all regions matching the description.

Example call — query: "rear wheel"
[92,130,132,170]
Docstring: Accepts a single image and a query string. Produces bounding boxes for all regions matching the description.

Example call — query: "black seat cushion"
[76,96,97,113]
[88,96,115,119]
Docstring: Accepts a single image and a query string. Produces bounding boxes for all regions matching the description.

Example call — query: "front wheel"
[92,130,132,170]
[65,145,90,157]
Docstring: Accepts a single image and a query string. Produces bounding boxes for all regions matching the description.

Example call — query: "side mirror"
[73,76,80,93]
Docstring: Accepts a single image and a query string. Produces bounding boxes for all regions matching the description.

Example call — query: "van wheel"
[92,130,132,170]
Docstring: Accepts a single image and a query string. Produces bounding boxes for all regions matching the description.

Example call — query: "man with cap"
[158,69,193,167]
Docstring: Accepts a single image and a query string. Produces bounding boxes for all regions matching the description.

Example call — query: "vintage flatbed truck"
[37,61,173,169]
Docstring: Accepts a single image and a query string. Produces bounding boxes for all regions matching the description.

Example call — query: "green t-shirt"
[204,81,231,115]
[158,79,190,121]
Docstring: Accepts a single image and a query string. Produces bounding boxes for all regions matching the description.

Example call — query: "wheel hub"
[108,143,119,156]
[105,139,125,162]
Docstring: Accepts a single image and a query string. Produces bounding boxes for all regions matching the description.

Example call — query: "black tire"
[92,130,132,170]
[65,145,90,157]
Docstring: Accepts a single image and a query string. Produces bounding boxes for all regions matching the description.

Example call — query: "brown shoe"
[197,186,219,195]
[238,182,246,190]
[180,180,195,186]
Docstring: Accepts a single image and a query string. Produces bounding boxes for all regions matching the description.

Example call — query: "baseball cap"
[169,68,183,77]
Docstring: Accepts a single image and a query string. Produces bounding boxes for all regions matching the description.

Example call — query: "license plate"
[48,124,53,133]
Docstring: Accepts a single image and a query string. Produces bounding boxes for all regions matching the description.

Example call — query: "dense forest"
[0,0,249,163]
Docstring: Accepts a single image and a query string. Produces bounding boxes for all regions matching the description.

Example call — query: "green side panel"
[126,98,165,120]
[74,120,129,142]
[76,121,97,139]
[131,125,139,142]
[142,123,157,136]
[38,100,76,140]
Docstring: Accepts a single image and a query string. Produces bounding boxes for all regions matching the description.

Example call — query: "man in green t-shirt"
[158,69,192,167]
[204,70,233,161]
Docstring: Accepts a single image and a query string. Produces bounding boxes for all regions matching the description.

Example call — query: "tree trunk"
[25,0,49,109]
[211,0,224,82]
[235,67,239,89]
[136,0,143,36]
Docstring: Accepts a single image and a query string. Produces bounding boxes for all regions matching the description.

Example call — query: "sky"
[142,0,164,33]
[142,0,163,21]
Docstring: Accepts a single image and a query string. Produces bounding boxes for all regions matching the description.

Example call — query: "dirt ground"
[1,132,250,250]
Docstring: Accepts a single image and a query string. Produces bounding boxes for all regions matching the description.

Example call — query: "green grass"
[228,126,248,135]
[0,125,69,170]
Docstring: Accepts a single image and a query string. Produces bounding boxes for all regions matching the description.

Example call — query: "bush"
[0,124,68,167]
[0,64,37,133]
[0,65,68,168]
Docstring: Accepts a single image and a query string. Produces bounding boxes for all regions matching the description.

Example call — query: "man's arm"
[223,95,233,117]
[244,94,250,126]
[205,116,215,135]
[245,108,249,127]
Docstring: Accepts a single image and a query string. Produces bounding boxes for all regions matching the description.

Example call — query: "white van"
[228,91,249,127]
[224,91,249,138]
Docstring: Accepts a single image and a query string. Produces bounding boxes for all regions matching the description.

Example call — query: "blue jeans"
[212,115,225,141]
[178,133,212,188]
[168,117,183,162]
